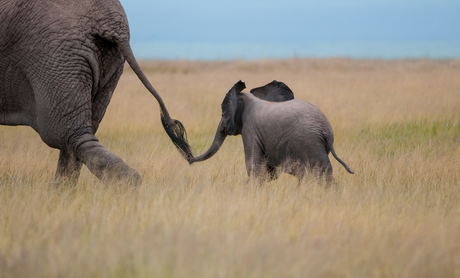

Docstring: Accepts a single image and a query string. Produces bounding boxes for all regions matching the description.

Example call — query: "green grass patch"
[357,118,460,156]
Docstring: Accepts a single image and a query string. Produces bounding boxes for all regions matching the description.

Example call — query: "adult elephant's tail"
[119,42,194,161]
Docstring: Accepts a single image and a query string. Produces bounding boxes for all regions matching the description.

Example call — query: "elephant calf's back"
[259,100,333,167]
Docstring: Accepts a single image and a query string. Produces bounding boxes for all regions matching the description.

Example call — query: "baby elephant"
[189,80,354,183]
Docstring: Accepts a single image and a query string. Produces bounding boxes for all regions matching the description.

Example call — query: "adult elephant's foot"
[54,149,84,186]
[76,138,142,186]
[101,159,142,186]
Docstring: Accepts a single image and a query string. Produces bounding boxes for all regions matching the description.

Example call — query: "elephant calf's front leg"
[243,142,278,181]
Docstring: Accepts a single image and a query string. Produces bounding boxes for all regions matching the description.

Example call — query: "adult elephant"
[0,0,192,185]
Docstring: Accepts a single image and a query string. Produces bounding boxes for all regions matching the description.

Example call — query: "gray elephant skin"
[189,80,354,183]
[0,0,192,185]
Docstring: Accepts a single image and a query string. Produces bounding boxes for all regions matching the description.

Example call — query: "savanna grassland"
[1,59,460,277]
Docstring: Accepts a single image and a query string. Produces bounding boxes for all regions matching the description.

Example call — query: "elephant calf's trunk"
[189,120,228,164]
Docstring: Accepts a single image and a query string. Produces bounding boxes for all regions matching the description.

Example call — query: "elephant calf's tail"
[323,130,354,174]
[330,147,354,174]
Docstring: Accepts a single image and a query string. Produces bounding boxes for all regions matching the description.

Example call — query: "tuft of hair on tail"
[161,112,194,162]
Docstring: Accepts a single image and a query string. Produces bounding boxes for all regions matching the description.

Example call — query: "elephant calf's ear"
[221,80,245,135]
[250,80,294,102]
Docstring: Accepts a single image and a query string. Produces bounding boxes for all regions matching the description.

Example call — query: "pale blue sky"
[121,0,459,41]
[119,0,460,59]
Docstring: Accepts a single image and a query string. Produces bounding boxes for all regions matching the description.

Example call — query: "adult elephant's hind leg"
[37,82,141,185]
[78,54,142,185]
[53,132,141,186]
[55,149,83,185]
[73,134,142,185]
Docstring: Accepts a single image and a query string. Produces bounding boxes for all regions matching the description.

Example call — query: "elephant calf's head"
[189,80,295,164]
[188,81,246,164]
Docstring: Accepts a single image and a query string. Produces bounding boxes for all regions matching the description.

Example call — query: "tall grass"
[1,59,459,277]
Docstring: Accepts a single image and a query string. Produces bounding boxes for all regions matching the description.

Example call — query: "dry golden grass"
[1,59,460,277]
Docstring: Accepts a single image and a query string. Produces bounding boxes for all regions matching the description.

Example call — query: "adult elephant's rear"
[0,0,192,185]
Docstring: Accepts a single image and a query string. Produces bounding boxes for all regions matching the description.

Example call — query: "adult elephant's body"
[0,0,192,184]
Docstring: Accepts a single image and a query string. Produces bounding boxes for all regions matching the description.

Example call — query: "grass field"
[1,59,460,277]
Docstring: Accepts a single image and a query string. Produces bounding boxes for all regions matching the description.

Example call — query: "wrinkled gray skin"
[189,81,354,183]
[0,0,189,185]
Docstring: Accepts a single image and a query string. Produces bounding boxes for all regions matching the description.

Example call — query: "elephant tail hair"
[119,41,194,162]
[161,112,194,162]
